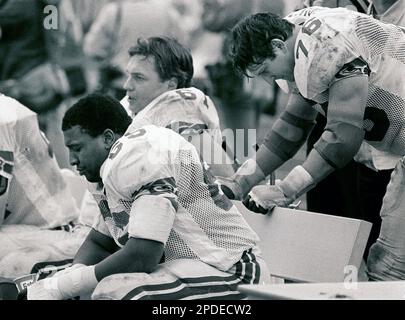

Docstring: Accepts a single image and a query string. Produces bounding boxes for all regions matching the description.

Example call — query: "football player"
[222,7,405,281]
[27,93,269,300]
[0,93,86,279]
[120,37,236,177]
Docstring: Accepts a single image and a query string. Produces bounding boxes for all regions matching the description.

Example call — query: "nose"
[69,152,79,167]
[123,76,134,92]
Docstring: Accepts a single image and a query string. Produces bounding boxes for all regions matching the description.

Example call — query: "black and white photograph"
[0,0,404,310]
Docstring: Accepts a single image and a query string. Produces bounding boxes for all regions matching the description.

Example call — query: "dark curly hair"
[229,12,294,77]
[62,93,132,137]
[128,37,193,88]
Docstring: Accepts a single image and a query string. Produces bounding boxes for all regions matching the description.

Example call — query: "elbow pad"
[263,111,316,161]
[314,122,365,169]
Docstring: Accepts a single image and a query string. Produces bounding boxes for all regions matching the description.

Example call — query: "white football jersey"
[0,94,79,227]
[285,7,405,155]
[90,125,259,271]
[122,87,223,145]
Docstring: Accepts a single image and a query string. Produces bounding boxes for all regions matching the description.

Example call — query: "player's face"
[247,48,294,83]
[63,126,110,183]
[124,55,172,115]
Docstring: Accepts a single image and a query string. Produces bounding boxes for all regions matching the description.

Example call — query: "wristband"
[277,165,316,201]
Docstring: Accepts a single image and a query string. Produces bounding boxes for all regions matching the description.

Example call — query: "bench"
[233,201,372,283]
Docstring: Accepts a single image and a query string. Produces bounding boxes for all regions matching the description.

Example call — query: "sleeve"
[294,18,367,100]
[128,183,178,244]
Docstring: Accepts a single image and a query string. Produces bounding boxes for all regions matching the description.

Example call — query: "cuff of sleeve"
[278,165,316,201]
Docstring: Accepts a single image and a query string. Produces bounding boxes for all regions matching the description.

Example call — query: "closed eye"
[68,145,81,152]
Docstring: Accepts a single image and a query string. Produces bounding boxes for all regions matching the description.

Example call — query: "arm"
[246,75,368,212]
[226,92,317,199]
[94,238,164,280]
[73,228,120,266]
[301,75,368,186]
[92,188,175,280]
[29,194,175,300]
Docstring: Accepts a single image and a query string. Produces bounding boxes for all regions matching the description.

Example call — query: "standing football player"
[221,7,405,281]
[27,94,269,300]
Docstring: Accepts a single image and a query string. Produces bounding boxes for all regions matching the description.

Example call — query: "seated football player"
[220,7,405,281]
[0,93,88,279]
[27,93,270,300]
[120,36,236,177]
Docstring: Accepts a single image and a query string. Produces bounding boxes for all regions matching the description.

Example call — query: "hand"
[243,183,292,214]
[215,176,243,200]
[27,265,97,300]
[27,278,63,300]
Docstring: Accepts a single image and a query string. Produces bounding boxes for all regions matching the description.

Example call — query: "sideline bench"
[233,201,372,283]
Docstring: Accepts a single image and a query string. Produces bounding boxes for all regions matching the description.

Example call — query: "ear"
[102,129,117,150]
[271,39,287,54]
[167,77,178,90]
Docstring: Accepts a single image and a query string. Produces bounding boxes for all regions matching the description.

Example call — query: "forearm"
[233,112,316,197]
[278,123,365,201]
[230,92,317,197]
[73,241,111,266]
[302,148,335,184]
[94,238,164,281]
[73,230,118,266]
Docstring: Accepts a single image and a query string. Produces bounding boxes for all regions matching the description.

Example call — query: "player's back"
[0,94,79,227]
[93,125,260,271]
[290,7,405,155]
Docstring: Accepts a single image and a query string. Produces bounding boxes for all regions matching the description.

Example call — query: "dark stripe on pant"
[123,274,241,300]
[137,280,243,300]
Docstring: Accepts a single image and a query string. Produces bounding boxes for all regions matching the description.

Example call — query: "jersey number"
[109,128,146,160]
[296,18,322,59]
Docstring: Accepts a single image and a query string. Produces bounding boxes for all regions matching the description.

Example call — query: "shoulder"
[101,127,158,196]
[153,87,206,106]
[0,95,34,125]
[101,126,188,193]
[294,12,362,99]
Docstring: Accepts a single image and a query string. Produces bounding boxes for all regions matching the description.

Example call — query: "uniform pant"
[367,156,405,281]
[0,225,89,279]
[92,249,270,300]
